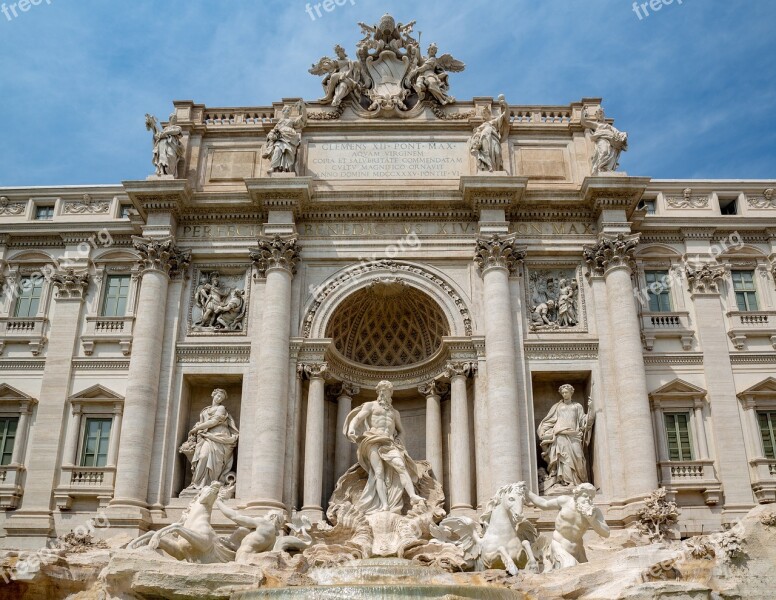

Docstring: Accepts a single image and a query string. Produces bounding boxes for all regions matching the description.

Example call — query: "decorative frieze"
[62,194,111,215]
[746,189,775,209]
[0,196,26,216]
[250,235,301,278]
[132,236,191,278]
[51,269,90,299]
[685,263,726,294]
[665,188,710,209]
[175,344,251,364]
[523,342,599,361]
[473,235,526,275]
[583,233,639,276]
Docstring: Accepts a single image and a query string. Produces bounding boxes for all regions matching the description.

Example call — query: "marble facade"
[2,19,776,559]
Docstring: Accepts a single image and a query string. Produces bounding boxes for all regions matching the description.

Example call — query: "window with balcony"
[758,411,776,460]
[665,412,693,461]
[0,417,18,466]
[645,270,672,312]
[34,205,54,220]
[101,275,131,317]
[80,417,112,468]
[732,270,758,312]
[14,276,43,318]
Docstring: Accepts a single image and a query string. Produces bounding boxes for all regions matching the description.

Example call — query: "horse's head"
[481,482,528,527]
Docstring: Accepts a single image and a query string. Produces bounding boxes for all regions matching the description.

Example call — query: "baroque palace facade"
[2,16,776,551]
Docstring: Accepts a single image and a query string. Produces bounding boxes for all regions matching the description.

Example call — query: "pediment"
[635,244,682,258]
[69,384,124,402]
[649,378,706,400]
[0,384,35,402]
[738,377,776,398]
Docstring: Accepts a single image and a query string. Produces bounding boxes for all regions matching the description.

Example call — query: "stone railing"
[643,183,776,217]
[203,110,274,126]
[727,311,776,351]
[658,460,720,505]
[82,315,135,356]
[0,316,47,355]
[54,465,116,510]
[0,465,24,509]
[640,311,694,351]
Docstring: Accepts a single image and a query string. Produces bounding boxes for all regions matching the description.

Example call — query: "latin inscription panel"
[306,141,468,179]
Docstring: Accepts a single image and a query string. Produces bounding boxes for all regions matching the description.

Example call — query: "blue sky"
[0,0,774,186]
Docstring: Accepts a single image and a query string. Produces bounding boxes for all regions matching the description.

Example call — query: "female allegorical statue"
[537,384,594,493]
[180,388,239,494]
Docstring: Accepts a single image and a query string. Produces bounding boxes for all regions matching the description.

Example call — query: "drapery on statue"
[344,380,423,515]
[581,107,628,175]
[310,45,368,107]
[179,388,239,494]
[408,42,465,106]
[262,101,307,173]
[194,271,246,331]
[468,95,510,172]
[537,384,594,493]
[145,113,184,178]
[526,483,610,571]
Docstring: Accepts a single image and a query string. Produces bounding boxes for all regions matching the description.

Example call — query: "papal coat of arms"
[309,13,465,117]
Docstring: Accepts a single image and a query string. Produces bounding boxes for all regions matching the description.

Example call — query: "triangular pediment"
[649,378,707,399]
[0,384,35,401]
[738,378,776,398]
[69,384,124,402]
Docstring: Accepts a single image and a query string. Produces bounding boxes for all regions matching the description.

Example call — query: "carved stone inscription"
[306,141,468,179]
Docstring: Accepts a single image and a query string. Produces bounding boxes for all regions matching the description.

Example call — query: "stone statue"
[530,300,556,328]
[526,483,610,571]
[581,107,628,175]
[408,43,465,106]
[128,482,234,563]
[344,380,423,515]
[556,278,578,328]
[468,95,510,172]
[528,269,579,331]
[537,384,594,493]
[430,482,538,575]
[262,101,307,173]
[145,113,184,178]
[179,388,239,494]
[310,45,368,107]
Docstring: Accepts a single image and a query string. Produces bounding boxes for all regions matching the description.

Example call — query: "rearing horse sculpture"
[128,481,234,563]
[431,482,538,575]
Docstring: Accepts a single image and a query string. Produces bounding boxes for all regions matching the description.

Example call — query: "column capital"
[685,263,726,295]
[329,382,360,399]
[444,361,478,379]
[583,233,639,276]
[418,381,449,397]
[132,236,190,278]
[474,234,525,276]
[51,269,90,300]
[251,235,301,279]
[298,361,328,380]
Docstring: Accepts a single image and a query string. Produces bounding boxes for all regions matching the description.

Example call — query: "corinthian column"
[248,236,301,511]
[474,235,525,490]
[333,382,360,481]
[446,361,476,514]
[111,237,189,517]
[300,362,328,520]
[419,381,445,486]
[583,234,658,499]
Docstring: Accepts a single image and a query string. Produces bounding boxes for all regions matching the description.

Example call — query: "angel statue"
[409,43,465,105]
[262,101,307,173]
[145,113,184,178]
[581,107,628,175]
[468,95,511,172]
[309,45,368,107]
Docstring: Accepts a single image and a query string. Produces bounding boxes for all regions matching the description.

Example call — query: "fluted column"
[474,235,525,490]
[686,263,754,507]
[248,236,301,511]
[419,381,444,486]
[333,382,360,481]
[300,363,328,520]
[446,361,476,513]
[584,234,658,499]
[111,237,189,516]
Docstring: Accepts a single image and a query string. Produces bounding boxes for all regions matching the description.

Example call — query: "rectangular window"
[0,417,18,466]
[758,412,776,459]
[101,275,131,317]
[80,418,112,468]
[645,271,672,312]
[120,205,132,218]
[35,205,54,220]
[14,276,44,318]
[732,270,758,312]
[664,412,693,461]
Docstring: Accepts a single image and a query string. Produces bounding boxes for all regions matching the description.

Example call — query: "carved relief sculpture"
[179,388,239,495]
[192,270,247,332]
[262,101,307,173]
[468,95,510,172]
[537,384,594,494]
[145,113,184,178]
[0,196,26,216]
[63,193,111,214]
[581,107,628,175]
[665,187,710,209]
[528,269,579,331]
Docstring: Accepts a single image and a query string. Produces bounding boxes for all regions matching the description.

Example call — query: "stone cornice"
[122,179,191,219]
[581,176,651,218]
[459,175,528,212]
[245,176,312,216]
